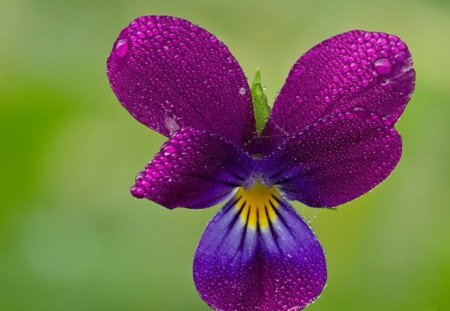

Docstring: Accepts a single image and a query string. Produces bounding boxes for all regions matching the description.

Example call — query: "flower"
[106,15,415,311]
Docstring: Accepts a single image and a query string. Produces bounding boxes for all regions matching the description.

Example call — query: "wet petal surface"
[263,108,402,207]
[131,128,253,209]
[263,30,414,149]
[194,184,326,310]
[107,16,256,149]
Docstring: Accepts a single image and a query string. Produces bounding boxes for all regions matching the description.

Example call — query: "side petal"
[263,30,415,149]
[107,16,256,149]
[263,108,402,208]
[132,128,253,209]
[194,186,326,311]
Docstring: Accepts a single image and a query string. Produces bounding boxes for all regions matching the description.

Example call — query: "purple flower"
[107,16,415,311]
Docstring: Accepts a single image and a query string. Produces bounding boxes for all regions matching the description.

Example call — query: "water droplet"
[294,66,306,76]
[115,39,128,57]
[130,186,145,198]
[239,87,246,96]
[164,145,176,155]
[374,58,392,75]
[394,51,406,62]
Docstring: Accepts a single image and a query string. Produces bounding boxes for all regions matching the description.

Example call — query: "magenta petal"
[194,195,326,310]
[264,108,402,207]
[107,16,256,149]
[264,30,415,149]
[132,128,253,209]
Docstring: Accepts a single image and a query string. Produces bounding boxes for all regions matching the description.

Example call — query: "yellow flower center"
[235,182,280,230]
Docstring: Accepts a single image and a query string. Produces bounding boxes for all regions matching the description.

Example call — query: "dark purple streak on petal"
[194,186,326,310]
[107,16,256,149]
[263,30,415,149]
[263,108,402,207]
[132,128,253,209]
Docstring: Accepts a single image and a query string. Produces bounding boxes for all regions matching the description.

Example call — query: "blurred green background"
[1,0,449,310]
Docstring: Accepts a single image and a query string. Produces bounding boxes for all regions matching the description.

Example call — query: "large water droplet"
[164,145,177,155]
[130,186,145,198]
[394,51,406,62]
[374,58,392,75]
[115,39,128,57]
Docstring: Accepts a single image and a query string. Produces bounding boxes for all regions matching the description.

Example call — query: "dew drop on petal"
[374,58,392,75]
[394,51,406,62]
[367,48,375,56]
[239,87,246,96]
[115,39,129,57]
[164,145,177,154]
[130,186,145,198]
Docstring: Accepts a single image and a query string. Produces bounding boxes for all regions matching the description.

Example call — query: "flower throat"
[234,182,280,230]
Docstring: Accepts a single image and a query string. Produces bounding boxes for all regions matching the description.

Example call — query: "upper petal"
[132,128,253,209]
[263,108,402,207]
[263,30,415,149]
[107,16,256,149]
[194,185,326,311]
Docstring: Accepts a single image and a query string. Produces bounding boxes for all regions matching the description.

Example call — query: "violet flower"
[107,16,415,311]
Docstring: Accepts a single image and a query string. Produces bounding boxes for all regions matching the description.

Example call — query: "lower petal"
[193,184,327,311]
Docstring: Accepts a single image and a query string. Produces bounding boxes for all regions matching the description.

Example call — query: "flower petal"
[131,128,253,209]
[107,16,256,149]
[263,108,402,207]
[193,186,326,310]
[263,30,415,149]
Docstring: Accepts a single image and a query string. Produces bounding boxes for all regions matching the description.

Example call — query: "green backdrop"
[1,0,449,310]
